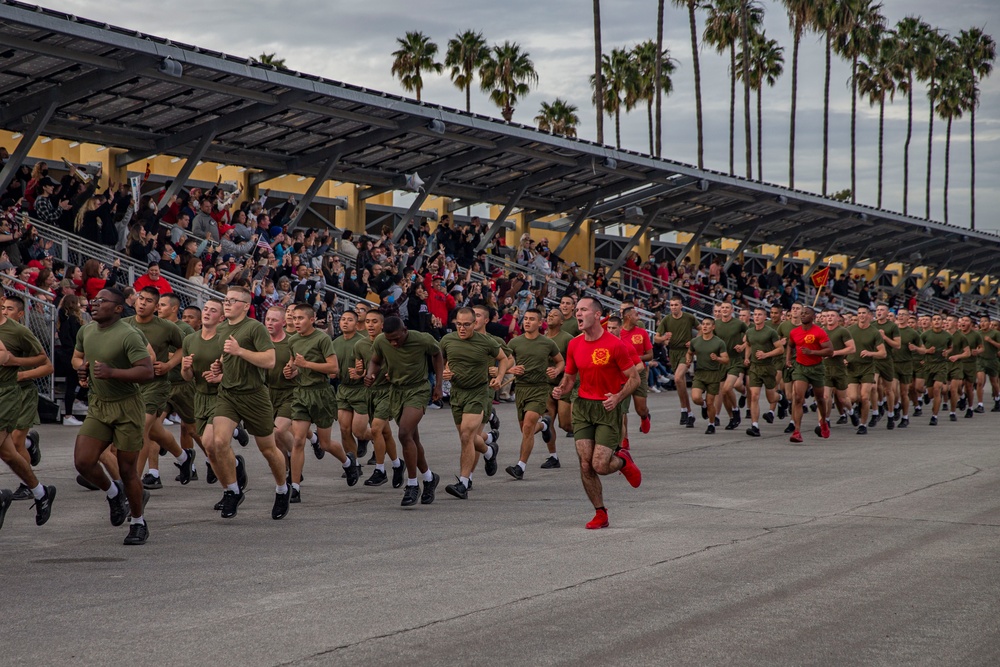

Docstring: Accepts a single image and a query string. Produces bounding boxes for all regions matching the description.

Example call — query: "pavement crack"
[842,513,1000,528]
[839,464,983,515]
[679,503,820,520]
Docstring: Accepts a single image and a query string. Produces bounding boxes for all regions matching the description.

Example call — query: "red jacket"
[425,287,454,323]
[133,274,174,295]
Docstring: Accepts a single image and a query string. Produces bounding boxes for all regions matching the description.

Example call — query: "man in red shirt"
[618,301,654,439]
[605,314,645,450]
[784,307,833,443]
[553,297,642,530]
[133,263,174,296]
[423,275,454,330]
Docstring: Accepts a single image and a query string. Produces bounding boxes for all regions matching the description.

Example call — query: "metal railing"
[0,274,56,402]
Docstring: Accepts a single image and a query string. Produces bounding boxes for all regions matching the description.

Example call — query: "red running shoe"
[789,430,803,444]
[621,437,630,450]
[640,413,651,434]
[586,508,609,529]
[820,421,831,439]
[616,449,642,488]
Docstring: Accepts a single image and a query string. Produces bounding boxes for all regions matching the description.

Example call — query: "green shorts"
[823,362,848,391]
[747,364,776,390]
[270,387,295,420]
[167,381,195,424]
[14,383,39,431]
[571,397,623,449]
[978,359,1000,378]
[515,383,551,422]
[337,383,369,415]
[947,365,965,382]
[215,386,274,438]
[668,348,689,373]
[0,384,21,432]
[390,383,431,422]
[631,367,649,399]
[874,359,894,382]
[914,363,927,381]
[79,394,145,452]
[193,391,218,437]
[781,365,794,384]
[558,377,580,404]
[291,384,339,429]
[792,362,825,387]
[960,365,977,384]
[450,384,491,426]
[846,360,875,385]
[726,359,747,378]
[139,380,171,417]
[893,361,914,384]
[367,385,393,422]
[692,370,725,395]
[924,366,949,385]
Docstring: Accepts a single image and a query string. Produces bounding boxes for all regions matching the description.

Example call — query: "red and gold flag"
[811,266,830,288]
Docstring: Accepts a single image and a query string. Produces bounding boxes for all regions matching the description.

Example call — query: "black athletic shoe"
[850,412,860,427]
[705,424,716,434]
[356,439,369,460]
[746,425,760,437]
[541,456,561,469]
[234,426,249,447]
[206,462,217,485]
[958,397,967,411]
[686,416,696,428]
[856,425,868,435]
[778,398,789,420]
[175,449,195,485]
[107,481,129,526]
[213,494,226,511]
[992,402,1000,413]
[367,453,377,465]
[26,430,40,466]
[809,403,818,413]
[123,521,149,546]
[420,472,440,504]
[540,415,553,443]
[401,485,420,507]
[344,454,360,487]
[220,490,245,518]
[724,418,737,431]
[272,486,291,520]
[763,412,774,424]
[950,413,958,422]
[886,417,895,430]
[391,464,405,489]
[311,434,324,460]
[141,473,162,490]
[484,445,499,477]
[898,418,909,429]
[189,468,198,481]
[975,405,985,414]
[11,483,32,501]
[445,478,469,499]
[878,403,886,416]
[867,415,878,428]
[783,423,796,434]
[679,413,688,426]
[158,447,167,457]
[701,405,709,420]
[913,407,923,417]
[235,455,248,492]
[0,489,12,531]
[290,487,301,504]
[930,416,938,426]
[732,413,741,427]
[836,415,848,425]
[33,485,55,525]
[364,469,388,487]
[489,409,500,430]
[814,425,823,437]
[738,395,746,408]
[714,417,721,427]
[965,408,974,419]
[745,408,752,419]
[506,464,524,480]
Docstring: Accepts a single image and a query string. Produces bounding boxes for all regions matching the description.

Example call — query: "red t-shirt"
[565,330,636,401]
[619,326,651,367]
[133,274,174,296]
[789,324,829,366]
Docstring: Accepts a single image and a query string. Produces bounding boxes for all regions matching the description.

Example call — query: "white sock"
[887,410,894,418]
[752,422,759,428]
[460,476,470,486]
[767,410,774,417]
[375,464,385,473]
[310,432,318,445]
[292,483,300,491]
[407,478,418,487]
[681,409,688,415]
[391,458,402,468]
[106,483,119,499]
[130,515,145,525]
[950,411,956,416]
[517,461,526,471]
[342,458,352,469]
[149,469,160,479]
[276,483,288,494]
[485,431,496,445]
[903,412,909,419]
[550,453,559,460]
[978,402,984,408]
[484,445,495,460]
[539,419,548,432]
[226,482,240,494]
[176,451,188,464]
[422,469,434,483]
[31,483,45,500]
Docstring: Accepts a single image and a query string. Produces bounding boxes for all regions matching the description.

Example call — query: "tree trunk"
[789,26,800,189]
[970,103,976,230]
[655,0,665,157]
[850,55,857,203]
[594,0,604,145]
[647,99,654,154]
[465,80,471,113]
[688,0,704,169]
[877,95,885,208]
[616,109,622,149]
[728,45,736,176]
[944,115,952,225]
[756,84,763,182]
[926,82,934,219]
[741,0,752,180]
[822,33,831,195]
[903,72,912,215]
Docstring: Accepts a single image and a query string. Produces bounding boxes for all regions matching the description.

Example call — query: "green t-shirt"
[168,320,196,383]
[874,320,900,359]
[546,329,574,385]
[288,328,337,388]
[74,318,150,401]
[963,330,983,370]
[714,317,748,357]
[440,331,501,390]
[217,316,274,391]
[372,330,440,387]
[921,330,953,368]
[948,331,969,367]
[123,315,184,384]
[980,329,1000,361]
[744,325,780,368]
[777,320,796,342]
[267,334,296,391]
[331,333,364,387]
[847,324,882,364]
[893,327,921,364]
[354,335,389,388]
[561,316,580,337]
[689,335,727,373]
[508,333,560,386]
[182,330,224,395]
[824,326,853,368]
[657,313,698,351]
[0,319,44,387]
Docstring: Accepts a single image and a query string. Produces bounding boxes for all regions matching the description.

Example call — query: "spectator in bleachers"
[339,229,359,262]
[192,197,219,241]
[81,257,121,300]
[132,261,173,295]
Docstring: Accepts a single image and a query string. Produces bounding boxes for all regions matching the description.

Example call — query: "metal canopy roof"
[0,0,997,282]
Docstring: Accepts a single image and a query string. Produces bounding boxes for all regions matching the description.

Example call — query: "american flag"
[256,236,271,251]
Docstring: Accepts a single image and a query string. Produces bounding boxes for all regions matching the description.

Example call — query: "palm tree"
[780,0,819,189]
[390,31,443,102]
[594,0,604,144]
[833,0,885,204]
[956,28,997,230]
[934,42,971,225]
[704,0,763,176]
[255,52,286,68]
[738,31,784,183]
[479,41,538,122]
[590,47,637,149]
[894,17,932,216]
[445,31,489,113]
[632,40,677,153]
[857,33,901,208]
[535,99,582,137]
[655,0,666,157]
[811,0,852,196]
[914,26,949,219]
[672,0,705,169]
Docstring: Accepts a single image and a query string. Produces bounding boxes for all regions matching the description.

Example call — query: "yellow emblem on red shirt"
[804,334,816,344]
[631,334,643,345]
[592,348,611,366]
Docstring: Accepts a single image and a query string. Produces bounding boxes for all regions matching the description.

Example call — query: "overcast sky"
[43,0,1000,233]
